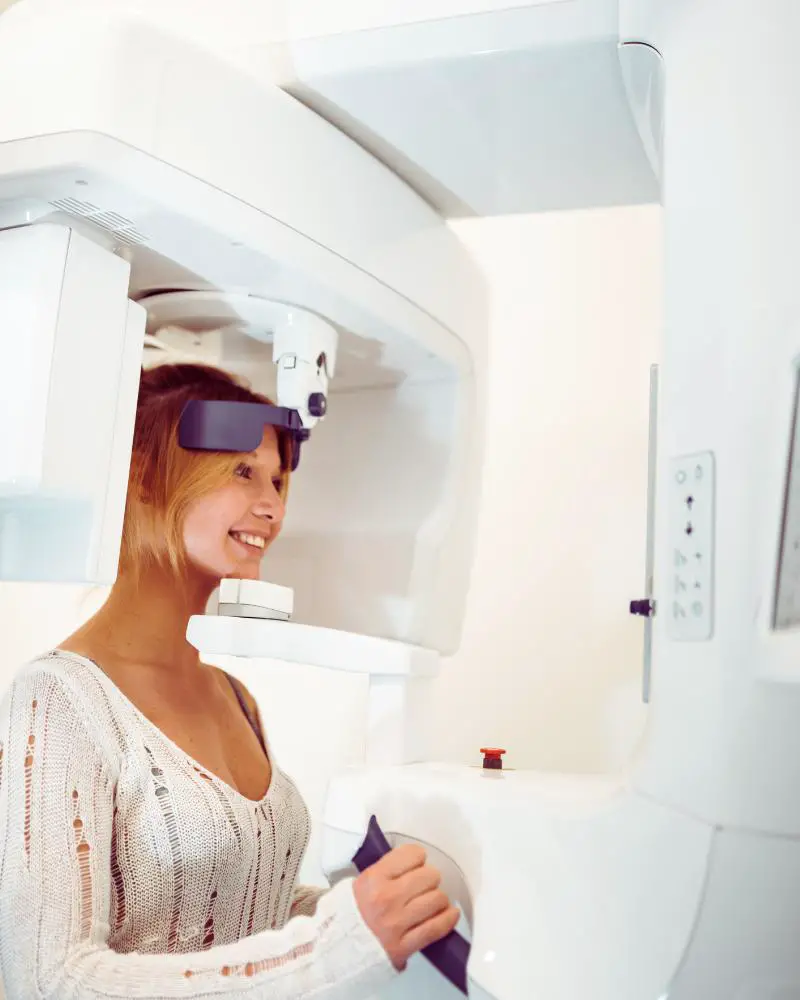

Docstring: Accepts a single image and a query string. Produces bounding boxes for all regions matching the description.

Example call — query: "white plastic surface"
[187,616,439,676]
[667,451,714,641]
[0,225,66,490]
[279,0,658,217]
[0,2,485,355]
[665,827,800,999]
[218,578,294,616]
[0,8,486,652]
[0,224,143,583]
[773,372,800,630]
[287,0,570,39]
[322,765,712,1000]
[618,40,664,184]
[631,0,800,837]
[149,293,339,429]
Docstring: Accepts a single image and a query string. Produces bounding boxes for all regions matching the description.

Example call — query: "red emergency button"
[480,747,506,770]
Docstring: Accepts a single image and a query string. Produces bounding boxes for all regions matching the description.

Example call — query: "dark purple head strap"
[178,400,310,471]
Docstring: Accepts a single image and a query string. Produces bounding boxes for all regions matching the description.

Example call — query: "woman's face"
[182,427,286,582]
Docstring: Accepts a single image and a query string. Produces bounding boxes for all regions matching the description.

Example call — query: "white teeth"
[230,532,266,550]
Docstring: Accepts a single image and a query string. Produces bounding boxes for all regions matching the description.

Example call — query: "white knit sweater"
[0,651,396,999]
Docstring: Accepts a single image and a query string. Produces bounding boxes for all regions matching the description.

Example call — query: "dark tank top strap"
[225,673,268,756]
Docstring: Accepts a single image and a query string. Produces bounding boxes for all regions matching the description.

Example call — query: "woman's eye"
[272,477,283,492]
[235,463,253,480]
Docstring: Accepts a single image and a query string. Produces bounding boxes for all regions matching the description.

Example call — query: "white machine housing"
[283,1,800,999]
[0,3,486,676]
[4,1,800,999]
[0,224,144,582]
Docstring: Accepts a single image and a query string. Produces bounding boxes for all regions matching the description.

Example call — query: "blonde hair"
[119,363,291,578]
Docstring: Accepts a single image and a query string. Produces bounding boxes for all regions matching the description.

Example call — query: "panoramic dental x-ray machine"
[1,0,800,997]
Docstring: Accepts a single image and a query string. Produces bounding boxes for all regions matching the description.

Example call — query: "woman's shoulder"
[4,650,129,758]
[13,648,107,696]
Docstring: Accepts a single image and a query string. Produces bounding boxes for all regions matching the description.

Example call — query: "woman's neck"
[69,565,217,675]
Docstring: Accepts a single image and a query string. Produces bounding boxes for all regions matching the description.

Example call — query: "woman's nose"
[253,486,285,523]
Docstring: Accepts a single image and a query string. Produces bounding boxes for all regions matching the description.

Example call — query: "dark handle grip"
[352,815,470,995]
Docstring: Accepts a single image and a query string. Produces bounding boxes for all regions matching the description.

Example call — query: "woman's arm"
[0,669,395,1000]
[290,885,328,919]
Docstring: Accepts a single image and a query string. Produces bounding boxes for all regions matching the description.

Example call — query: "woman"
[0,363,459,999]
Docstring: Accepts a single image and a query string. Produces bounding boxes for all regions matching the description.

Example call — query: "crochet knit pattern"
[0,652,395,999]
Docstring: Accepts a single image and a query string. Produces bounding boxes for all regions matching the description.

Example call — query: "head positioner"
[178,399,309,470]
[177,306,338,470]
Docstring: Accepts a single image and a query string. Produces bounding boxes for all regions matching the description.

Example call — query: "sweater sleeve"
[0,669,396,1000]
[290,886,328,919]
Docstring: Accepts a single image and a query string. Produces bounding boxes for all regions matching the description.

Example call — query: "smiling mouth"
[229,531,267,552]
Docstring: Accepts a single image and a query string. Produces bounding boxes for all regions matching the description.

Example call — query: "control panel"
[668,451,715,641]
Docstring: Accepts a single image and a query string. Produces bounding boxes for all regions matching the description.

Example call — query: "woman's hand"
[353,844,460,971]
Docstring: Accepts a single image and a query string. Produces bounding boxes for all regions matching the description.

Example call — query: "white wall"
[0,583,101,667]
[432,204,662,775]
[0,202,662,884]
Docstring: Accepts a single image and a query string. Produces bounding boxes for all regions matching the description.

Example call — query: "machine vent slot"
[49,197,149,246]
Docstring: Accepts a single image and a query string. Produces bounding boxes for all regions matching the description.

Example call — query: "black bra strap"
[226,674,268,756]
